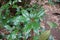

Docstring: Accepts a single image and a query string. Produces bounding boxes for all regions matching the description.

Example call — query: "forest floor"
[41,0,60,40]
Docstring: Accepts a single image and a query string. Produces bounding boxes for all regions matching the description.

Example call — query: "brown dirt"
[42,1,60,40]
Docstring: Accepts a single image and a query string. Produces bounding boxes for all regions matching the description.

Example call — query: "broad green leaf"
[38,8,45,17]
[12,30,18,34]
[32,22,40,34]
[33,35,39,40]
[12,5,18,8]
[0,2,9,18]
[4,25,12,31]
[10,0,17,4]
[18,0,22,2]
[7,30,18,40]
[0,9,2,18]
[12,16,26,25]
[5,10,10,16]
[21,10,29,18]
[39,30,50,40]
[47,22,57,28]
[0,24,3,28]
[7,34,16,40]
[23,23,32,35]
[1,2,9,10]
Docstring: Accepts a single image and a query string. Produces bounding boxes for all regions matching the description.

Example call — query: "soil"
[42,0,60,40]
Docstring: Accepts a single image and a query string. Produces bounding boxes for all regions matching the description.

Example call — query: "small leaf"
[33,35,39,40]
[39,30,50,40]
[12,16,26,25]
[4,25,12,31]
[38,8,45,17]
[32,22,40,34]
[47,21,57,28]
[21,10,29,18]
[1,2,9,10]
[7,30,18,40]
[12,5,18,8]
[23,23,32,35]
[18,0,22,2]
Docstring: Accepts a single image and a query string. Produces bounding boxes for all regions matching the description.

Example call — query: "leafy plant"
[0,0,57,40]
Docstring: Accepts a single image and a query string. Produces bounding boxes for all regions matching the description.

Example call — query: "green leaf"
[23,23,32,35]
[1,2,9,10]
[47,21,57,28]
[12,16,26,25]
[39,30,50,40]
[0,9,2,18]
[7,30,18,40]
[33,35,39,40]
[0,24,3,28]
[38,8,45,17]
[18,0,22,2]
[32,22,40,34]
[4,25,12,31]
[0,2,9,18]
[21,10,29,18]
[12,5,18,8]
